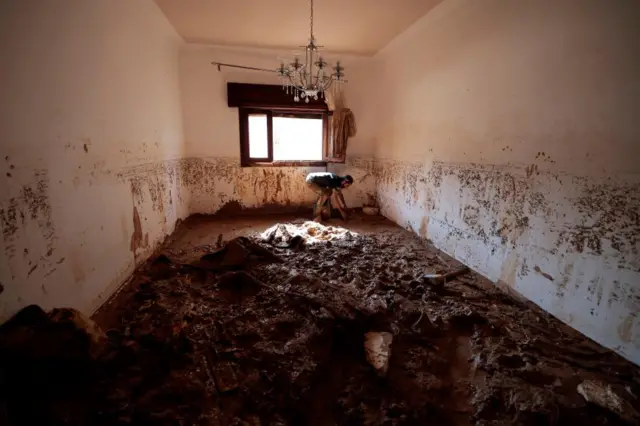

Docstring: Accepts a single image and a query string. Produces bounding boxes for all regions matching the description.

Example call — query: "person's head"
[341,175,354,189]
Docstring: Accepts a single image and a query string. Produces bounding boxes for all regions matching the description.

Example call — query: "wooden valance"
[226,83,328,111]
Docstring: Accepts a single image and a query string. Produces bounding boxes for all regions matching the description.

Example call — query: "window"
[228,83,343,167]
[239,108,331,166]
[273,114,323,161]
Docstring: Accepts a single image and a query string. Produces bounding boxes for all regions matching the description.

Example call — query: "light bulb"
[305,97,309,103]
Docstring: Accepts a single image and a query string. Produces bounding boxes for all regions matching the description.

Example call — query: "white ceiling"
[155,0,442,56]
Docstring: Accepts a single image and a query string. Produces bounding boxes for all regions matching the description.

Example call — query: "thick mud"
[3,214,640,425]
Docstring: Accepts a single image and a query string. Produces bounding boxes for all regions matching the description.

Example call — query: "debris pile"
[1,218,639,425]
[261,221,357,246]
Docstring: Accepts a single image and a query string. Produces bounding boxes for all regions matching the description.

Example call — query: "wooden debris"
[422,267,470,286]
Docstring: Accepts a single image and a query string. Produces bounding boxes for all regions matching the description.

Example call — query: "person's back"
[305,172,343,190]
[305,172,353,221]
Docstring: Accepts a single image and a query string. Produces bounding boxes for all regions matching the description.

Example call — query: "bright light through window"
[273,116,323,161]
[248,114,268,158]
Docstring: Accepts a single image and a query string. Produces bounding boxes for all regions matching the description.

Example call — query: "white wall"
[178,45,377,212]
[362,0,640,364]
[0,0,187,320]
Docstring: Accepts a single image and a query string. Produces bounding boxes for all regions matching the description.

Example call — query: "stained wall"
[0,0,187,319]
[360,0,640,363]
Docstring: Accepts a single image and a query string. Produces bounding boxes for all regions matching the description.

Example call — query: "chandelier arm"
[287,73,306,92]
[319,76,333,92]
[314,67,324,89]
[298,69,307,90]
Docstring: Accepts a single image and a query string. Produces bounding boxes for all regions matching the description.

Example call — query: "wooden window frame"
[239,107,332,167]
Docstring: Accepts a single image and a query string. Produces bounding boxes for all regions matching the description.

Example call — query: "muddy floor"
[5,213,640,425]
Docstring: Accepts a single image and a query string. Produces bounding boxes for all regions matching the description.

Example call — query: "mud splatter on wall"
[374,159,640,363]
[328,156,377,209]
[117,160,185,219]
[0,0,186,321]
[0,170,58,302]
[0,170,55,262]
[180,157,321,213]
[180,156,376,215]
[0,157,189,322]
[350,0,640,365]
[117,160,189,264]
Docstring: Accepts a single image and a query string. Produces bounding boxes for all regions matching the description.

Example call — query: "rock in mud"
[49,308,107,359]
[0,305,104,425]
[577,380,640,423]
[211,361,239,393]
[0,305,106,360]
[0,305,49,350]
[364,331,393,375]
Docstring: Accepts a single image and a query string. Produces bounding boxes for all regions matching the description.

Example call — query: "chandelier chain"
[309,0,314,40]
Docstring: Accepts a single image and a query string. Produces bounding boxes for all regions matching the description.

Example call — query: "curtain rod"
[211,62,277,73]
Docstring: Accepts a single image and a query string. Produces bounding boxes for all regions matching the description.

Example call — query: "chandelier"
[211,0,346,103]
[276,0,345,102]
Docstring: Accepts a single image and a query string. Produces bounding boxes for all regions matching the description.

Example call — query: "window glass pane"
[273,116,323,161]
[248,114,268,158]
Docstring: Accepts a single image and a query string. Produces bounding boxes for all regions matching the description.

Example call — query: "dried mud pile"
[2,218,639,425]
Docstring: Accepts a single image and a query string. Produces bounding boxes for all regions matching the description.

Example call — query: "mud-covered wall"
[179,45,377,212]
[366,0,640,363]
[182,157,322,213]
[0,1,187,320]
